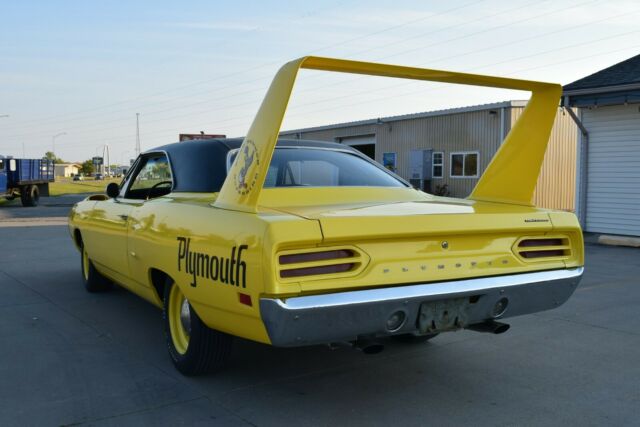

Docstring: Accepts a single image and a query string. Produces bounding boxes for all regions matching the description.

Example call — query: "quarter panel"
[127,196,273,343]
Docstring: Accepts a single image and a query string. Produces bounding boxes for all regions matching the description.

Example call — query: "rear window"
[228,148,405,188]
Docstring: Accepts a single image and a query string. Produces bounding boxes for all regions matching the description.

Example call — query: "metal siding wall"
[509,107,576,211]
[284,111,501,197]
[377,110,501,197]
[583,104,640,236]
[281,105,576,205]
[539,108,577,211]
[280,124,377,144]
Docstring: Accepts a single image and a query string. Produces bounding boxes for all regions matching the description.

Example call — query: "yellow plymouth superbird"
[69,57,584,375]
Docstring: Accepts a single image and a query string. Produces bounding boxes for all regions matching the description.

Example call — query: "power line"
[1,0,484,130]
[3,2,635,151]
[41,41,640,153]
[3,0,615,142]
[1,0,595,140]
[0,1,357,129]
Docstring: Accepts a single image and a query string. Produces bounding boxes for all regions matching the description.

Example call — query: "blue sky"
[1,0,639,162]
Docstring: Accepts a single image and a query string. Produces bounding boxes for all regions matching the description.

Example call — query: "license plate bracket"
[417,297,471,334]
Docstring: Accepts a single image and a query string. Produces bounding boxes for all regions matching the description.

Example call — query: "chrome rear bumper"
[260,268,583,347]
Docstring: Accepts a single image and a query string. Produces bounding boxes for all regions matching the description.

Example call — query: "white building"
[54,163,80,178]
[563,53,640,236]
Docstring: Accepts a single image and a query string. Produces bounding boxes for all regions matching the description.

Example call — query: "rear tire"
[163,279,233,376]
[21,185,39,207]
[80,245,112,292]
[392,332,439,343]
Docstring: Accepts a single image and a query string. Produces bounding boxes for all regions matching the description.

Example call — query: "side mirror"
[106,182,120,198]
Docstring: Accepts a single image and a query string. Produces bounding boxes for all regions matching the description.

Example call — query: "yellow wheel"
[162,279,233,376]
[82,247,90,282]
[79,242,112,292]
[167,284,191,355]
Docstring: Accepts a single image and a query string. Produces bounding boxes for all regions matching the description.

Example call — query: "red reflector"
[279,250,353,265]
[238,292,252,307]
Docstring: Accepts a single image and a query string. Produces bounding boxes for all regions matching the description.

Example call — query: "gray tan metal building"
[563,53,640,237]
[281,100,577,211]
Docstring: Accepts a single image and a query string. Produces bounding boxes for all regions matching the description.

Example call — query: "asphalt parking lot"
[0,197,638,426]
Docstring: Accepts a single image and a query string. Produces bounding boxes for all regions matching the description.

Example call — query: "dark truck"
[0,156,54,207]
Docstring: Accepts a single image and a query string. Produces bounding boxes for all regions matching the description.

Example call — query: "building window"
[432,152,443,178]
[450,152,479,178]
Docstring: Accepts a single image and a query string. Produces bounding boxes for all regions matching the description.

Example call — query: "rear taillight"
[277,248,361,279]
[279,250,353,265]
[515,237,571,261]
[280,262,355,278]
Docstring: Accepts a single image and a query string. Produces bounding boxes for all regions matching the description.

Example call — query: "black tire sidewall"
[31,186,39,205]
[20,185,38,207]
[162,280,232,376]
[20,186,30,206]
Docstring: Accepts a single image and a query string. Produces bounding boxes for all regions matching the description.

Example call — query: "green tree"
[44,151,65,163]
[81,160,94,175]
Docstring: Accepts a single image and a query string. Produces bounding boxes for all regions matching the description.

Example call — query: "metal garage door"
[338,134,376,160]
[583,104,640,236]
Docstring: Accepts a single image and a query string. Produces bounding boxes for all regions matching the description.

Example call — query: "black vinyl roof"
[148,138,356,193]
[564,53,640,92]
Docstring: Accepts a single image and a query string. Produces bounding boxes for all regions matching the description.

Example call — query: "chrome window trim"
[121,150,176,199]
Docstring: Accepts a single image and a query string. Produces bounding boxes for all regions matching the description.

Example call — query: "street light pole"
[52,132,67,155]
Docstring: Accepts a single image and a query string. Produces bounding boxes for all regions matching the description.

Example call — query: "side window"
[125,154,173,200]
[432,152,443,178]
[450,152,479,178]
[0,159,4,171]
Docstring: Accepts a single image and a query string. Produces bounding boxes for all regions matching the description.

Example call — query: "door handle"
[119,214,129,220]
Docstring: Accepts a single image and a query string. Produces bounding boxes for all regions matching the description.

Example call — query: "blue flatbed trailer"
[0,156,55,207]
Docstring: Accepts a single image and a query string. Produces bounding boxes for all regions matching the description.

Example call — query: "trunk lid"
[297,199,554,242]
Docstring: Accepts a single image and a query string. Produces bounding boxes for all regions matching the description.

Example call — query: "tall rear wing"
[215,56,561,212]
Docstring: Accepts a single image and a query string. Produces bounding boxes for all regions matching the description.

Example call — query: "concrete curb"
[598,234,640,248]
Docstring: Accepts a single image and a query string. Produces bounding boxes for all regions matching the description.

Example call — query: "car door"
[85,158,144,285]
[124,152,174,290]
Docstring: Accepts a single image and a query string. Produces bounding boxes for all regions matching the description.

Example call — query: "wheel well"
[73,229,83,250]
[149,269,171,303]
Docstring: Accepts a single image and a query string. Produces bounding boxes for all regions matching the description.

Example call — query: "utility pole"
[135,113,141,157]
[104,143,110,176]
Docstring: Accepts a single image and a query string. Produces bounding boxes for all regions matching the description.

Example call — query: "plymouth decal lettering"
[177,237,247,288]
